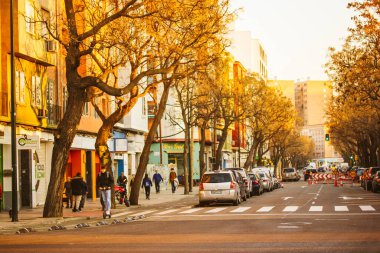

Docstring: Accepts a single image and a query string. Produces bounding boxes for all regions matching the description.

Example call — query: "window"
[83,102,89,116]
[25,1,35,34]
[47,80,54,108]
[32,76,41,107]
[94,97,99,119]
[15,71,26,104]
[41,9,50,40]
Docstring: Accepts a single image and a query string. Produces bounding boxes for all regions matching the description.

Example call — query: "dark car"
[365,167,380,191]
[372,171,380,193]
[229,170,248,201]
[248,172,264,196]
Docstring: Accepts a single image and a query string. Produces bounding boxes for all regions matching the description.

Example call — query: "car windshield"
[258,172,266,178]
[284,168,295,173]
[201,173,232,183]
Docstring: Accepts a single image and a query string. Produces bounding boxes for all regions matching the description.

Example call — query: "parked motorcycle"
[114,185,130,207]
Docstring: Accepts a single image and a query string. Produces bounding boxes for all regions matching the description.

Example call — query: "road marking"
[301,186,307,188]
[112,211,134,218]
[283,206,299,212]
[132,210,157,216]
[359,205,375,211]
[180,208,203,214]
[256,206,275,212]
[155,209,180,215]
[309,206,323,212]
[205,208,226,213]
[339,196,363,200]
[230,207,251,213]
[277,225,299,229]
[282,197,294,200]
[335,206,349,212]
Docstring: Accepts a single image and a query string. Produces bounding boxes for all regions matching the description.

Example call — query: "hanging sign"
[17,135,40,150]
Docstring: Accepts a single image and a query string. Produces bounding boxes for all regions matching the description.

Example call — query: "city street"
[1,180,379,253]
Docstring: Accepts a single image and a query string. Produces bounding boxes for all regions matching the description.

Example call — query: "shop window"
[25,0,35,34]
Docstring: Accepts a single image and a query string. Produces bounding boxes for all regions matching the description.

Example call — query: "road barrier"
[308,173,354,187]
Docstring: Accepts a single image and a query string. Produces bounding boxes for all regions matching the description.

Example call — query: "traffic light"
[325,133,330,141]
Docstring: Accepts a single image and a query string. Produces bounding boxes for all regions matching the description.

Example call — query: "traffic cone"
[340,178,343,187]
[334,178,338,187]
[308,177,312,185]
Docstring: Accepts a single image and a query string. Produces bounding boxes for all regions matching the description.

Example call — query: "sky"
[230,0,355,80]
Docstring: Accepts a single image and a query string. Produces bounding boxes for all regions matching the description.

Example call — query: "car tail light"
[199,183,204,191]
[253,180,259,185]
[230,182,235,189]
[262,179,268,182]
[244,180,248,186]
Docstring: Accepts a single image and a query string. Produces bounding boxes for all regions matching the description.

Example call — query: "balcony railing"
[47,104,62,126]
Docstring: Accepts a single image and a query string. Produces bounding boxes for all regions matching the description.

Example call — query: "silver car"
[199,170,241,206]
[282,167,301,181]
[257,171,273,192]
[224,168,252,199]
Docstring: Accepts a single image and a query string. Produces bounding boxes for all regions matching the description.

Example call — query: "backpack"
[145,180,151,187]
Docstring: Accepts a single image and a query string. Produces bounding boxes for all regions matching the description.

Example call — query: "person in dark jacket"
[96,167,114,215]
[71,172,85,212]
[152,170,163,193]
[64,177,72,208]
[141,174,153,200]
[79,180,88,210]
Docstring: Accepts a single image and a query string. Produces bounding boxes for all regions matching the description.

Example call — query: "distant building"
[228,31,268,82]
[267,80,295,106]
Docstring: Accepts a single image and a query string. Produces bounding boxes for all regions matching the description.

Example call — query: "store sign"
[35,164,45,178]
[17,135,40,150]
[163,143,184,152]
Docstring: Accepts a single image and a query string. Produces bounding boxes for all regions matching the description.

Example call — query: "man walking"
[141,174,153,200]
[152,170,163,193]
[169,168,177,193]
[71,173,85,212]
[96,167,114,217]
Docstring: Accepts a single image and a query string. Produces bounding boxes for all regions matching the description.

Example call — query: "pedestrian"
[141,174,153,200]
[152,170,164,193]
[169,168,177,193]
[96,167,114,216]
[71,173,85,212]
[64,177,72,208]
[79,180,88,210]
[117,172,127,188]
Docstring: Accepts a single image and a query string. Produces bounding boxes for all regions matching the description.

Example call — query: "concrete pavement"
[0,186,199,234]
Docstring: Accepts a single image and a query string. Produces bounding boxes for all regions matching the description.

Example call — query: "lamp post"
[10,0,19,222]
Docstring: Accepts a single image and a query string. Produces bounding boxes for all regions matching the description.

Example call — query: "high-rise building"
[267,80,295,106]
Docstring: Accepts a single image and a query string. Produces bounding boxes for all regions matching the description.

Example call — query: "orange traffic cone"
[334,178,338,187]
[340,178,343,187]
[308,176,312,185]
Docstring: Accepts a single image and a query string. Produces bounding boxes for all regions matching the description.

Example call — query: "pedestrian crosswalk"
[125,204,379,218]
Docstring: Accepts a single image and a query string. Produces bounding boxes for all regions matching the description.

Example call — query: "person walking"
[141,174,153,200]
[169,168,177,193]
[96,167,114,217]
[117,172,128,204]
[64,177,72,208]
[79,180,88,210]
[152,170,163,193]
[71,173,85,212]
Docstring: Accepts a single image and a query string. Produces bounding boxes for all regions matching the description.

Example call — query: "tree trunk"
[183,124,189,194]
[213,123,229,170]
[199,122,207,176]
[129,82,171,205]
[189,124,194,191]
[43,83,85,217]
[243,141,259,170]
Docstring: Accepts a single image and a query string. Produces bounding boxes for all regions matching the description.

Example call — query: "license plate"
[211,190,222,194]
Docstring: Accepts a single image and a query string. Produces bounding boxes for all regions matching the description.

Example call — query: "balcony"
[47,104,62,126]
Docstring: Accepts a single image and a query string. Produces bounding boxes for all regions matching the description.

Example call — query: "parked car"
[282,167,301,182]
[272,176,282,189]
[355,167,365,183]
[364,167,380,191]
[248,172,264,196]
[372,171,380,193]
[256,171,273,192]
[229,170,248,201]
[224,168,252,199]
[199,170,241,206]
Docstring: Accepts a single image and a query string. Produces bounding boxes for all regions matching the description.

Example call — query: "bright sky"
[230,0,355,80]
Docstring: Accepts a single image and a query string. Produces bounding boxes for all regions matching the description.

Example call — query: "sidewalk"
[0,186,198,234]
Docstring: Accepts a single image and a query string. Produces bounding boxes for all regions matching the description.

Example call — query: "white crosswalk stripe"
[180,208,204,214]
[205,208,227,213]
[335,206,349,212]
[230,207,251,213]
[359,205,375,211]
[155,209,180,215]
[256,206,275,212]
[131,210,157,216]
[282,206,299,212]
[309,206,323,212]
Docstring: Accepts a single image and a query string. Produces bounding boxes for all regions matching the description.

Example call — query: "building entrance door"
[20,150,31,207]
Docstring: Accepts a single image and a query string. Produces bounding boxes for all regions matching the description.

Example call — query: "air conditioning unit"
[46,40,57,52]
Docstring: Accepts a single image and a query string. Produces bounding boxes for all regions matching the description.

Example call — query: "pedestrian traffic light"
[325,133,330,141]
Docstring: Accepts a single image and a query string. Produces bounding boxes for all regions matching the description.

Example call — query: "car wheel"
[199,201,206,207]
[246,191,250,199]
[242,192,247,201]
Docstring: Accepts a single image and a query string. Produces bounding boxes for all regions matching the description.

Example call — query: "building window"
[32,76,41,108]
[25,1,35,34]
[15,71,26,104]
[47,80,54,108]
[83,102,89,116]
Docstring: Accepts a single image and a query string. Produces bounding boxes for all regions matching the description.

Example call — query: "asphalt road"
[1,180,380,253]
